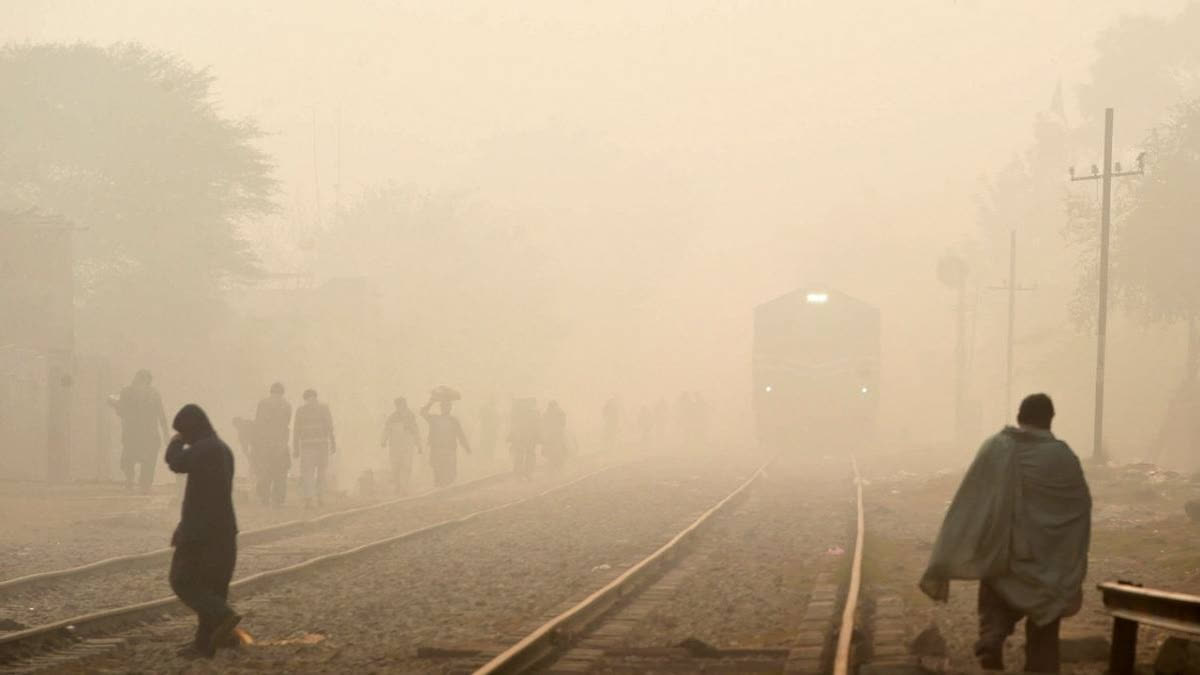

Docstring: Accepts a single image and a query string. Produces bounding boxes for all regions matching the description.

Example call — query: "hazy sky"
[4,1,1190,439]
[6,2,1185,234]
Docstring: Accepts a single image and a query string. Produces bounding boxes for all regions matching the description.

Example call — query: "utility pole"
[938,254,971,443]
[955,284,967,439]
[1070,108,1144,462]
[989,230,1035,422]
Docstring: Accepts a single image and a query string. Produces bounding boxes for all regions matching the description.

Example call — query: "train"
[752,288,880,451]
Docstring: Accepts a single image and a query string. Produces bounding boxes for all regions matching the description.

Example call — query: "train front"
[752,289,880,452]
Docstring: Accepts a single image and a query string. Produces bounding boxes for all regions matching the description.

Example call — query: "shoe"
[175,643,208,660]
[978,653,1004,671]
[207,612,242,654]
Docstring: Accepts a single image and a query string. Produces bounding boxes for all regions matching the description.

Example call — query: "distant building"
[0,210,77,481]
[0,207,112,480]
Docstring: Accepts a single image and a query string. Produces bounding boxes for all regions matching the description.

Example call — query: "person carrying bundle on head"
[421,386,470,487]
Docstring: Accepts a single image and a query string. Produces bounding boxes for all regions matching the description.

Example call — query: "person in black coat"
[165,404,241,658]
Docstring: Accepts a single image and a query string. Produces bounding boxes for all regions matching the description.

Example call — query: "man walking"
[254,383,292,507]
[293,389,335,508]
[919,393,1091,673]
[380,397,422,495]
[542,400,568,472]
[508,398,541,479]
[165,404,240,658]
[601,396,620,452]
[479,396,500,461]
[109,369,170,493]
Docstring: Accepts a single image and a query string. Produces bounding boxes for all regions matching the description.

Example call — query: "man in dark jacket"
[254,382,292,507]
[165,404,241,658]
[108,369,169,493]
[508,398,541,479]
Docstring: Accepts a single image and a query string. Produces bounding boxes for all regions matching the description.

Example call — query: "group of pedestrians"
[243,384,335,509]
[115,369,1093,672]
[505,398,572,479]
[611,391,710,453]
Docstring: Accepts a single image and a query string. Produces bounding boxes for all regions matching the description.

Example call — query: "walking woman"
[165,404,241,658]
[421,387,471,487]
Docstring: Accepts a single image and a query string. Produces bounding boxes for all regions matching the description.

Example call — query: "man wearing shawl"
[919,393,1091,673]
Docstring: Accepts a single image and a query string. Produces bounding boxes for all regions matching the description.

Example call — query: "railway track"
[0,468,510,593]
[11,455,759,673]
[466,454,867,674]
[0,459,625,672]
[1,454,844,673]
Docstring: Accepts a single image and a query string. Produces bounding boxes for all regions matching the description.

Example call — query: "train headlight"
[764,385,773,393]
[805,292,829,304]
[860,386,869,394]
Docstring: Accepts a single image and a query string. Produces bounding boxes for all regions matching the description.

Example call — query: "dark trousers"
[976,581,1060,673]
[255,448,290,506]
[256,470,287,506]
[121,453,157,492]
[170,538,237,648]
[511,444,536,478]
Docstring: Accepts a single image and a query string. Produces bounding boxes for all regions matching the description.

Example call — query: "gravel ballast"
[54,454,760,673]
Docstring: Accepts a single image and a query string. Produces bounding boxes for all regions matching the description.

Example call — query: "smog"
[1,2,1198,672]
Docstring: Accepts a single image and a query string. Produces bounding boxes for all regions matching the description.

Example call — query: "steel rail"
[0,469,514,592]
[833,455,865,675]
[474,458,774,675]
[0,462,627,663]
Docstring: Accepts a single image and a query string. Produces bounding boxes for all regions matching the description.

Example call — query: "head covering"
[270,382,285,395]
[133,369,152,386]
[303,389,317,400]
[173,404,216,443]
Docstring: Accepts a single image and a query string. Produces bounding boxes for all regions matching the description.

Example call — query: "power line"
[1069,107,1145,462]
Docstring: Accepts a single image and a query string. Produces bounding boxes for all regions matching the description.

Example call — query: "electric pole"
[989,230,1035,422]
[938,254,971,443]
[1069,108,1145,462]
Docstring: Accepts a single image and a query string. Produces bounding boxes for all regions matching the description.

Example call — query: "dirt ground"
[863,445,1200,674]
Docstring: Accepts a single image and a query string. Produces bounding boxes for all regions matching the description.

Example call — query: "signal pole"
[990,230,1035,422]
[938,254,971,444]
[1070,108,1144,462]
